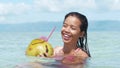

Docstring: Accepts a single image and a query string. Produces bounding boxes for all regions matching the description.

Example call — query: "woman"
[54,12,91,64]
[16,12,91,68]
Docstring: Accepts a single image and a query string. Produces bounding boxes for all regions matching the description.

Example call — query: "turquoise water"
[0,31,120,68]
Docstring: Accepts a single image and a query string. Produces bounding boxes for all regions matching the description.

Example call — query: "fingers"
[37,44,49,57]
[37,53,48,57]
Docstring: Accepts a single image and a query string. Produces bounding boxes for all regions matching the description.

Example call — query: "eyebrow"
[63,23,79,28]
[71,25,79,28]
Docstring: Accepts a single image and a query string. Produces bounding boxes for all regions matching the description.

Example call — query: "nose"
[64,26,70,32]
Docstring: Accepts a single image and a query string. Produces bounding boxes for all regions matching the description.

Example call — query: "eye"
[71,27,76,30]
[63,23,67,28]
[71,26,77,30]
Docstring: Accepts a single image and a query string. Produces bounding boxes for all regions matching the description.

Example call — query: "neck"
[63,43,77,54]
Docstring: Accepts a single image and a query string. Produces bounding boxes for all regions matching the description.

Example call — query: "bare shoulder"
[75,48,89,59]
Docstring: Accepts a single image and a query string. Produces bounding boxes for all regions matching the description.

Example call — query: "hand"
[37,53,49,57]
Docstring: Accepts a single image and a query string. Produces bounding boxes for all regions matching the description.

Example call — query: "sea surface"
[0,31,120,68]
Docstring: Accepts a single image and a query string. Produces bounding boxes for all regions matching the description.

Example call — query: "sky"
[0,0,120,24]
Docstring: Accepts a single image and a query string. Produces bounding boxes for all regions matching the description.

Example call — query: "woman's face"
[61,16,83,44]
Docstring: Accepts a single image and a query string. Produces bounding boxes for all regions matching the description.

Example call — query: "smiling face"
[61,16,84,44]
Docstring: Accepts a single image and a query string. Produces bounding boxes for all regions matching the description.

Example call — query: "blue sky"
[0,0,120,24]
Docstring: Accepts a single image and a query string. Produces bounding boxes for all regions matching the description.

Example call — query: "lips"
[63,34,71,41]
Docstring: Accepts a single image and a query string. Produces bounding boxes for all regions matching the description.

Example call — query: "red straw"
[46,26,56,41]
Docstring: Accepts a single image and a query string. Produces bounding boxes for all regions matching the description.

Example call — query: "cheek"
[61,27,64,33]
[72,31,80,38]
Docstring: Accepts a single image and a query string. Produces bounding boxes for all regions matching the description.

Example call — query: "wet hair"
[63,12,91,57]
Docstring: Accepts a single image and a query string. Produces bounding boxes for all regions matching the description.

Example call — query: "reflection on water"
[15,56,88,68]
[15,60,86,68]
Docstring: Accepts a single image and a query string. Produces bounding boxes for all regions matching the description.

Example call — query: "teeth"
[64,34,69,37]
[63,34,70,40]
[64,34,70,37]
[62,31,71,41]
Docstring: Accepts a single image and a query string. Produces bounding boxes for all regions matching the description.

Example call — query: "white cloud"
[33,0,63,12]
[93,0,120,11]
[0,2,32,24]
[0,0,119,15]
[12,3,31,15]
[110,0,120,10]
[0,2,31,15]
[0,0,120,24]
[33,0,97,12]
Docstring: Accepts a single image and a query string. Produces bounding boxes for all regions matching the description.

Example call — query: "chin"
[63,39,71,44]
[62,36,72,44]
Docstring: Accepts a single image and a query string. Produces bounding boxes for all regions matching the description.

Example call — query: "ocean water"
[0,31,120,68]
